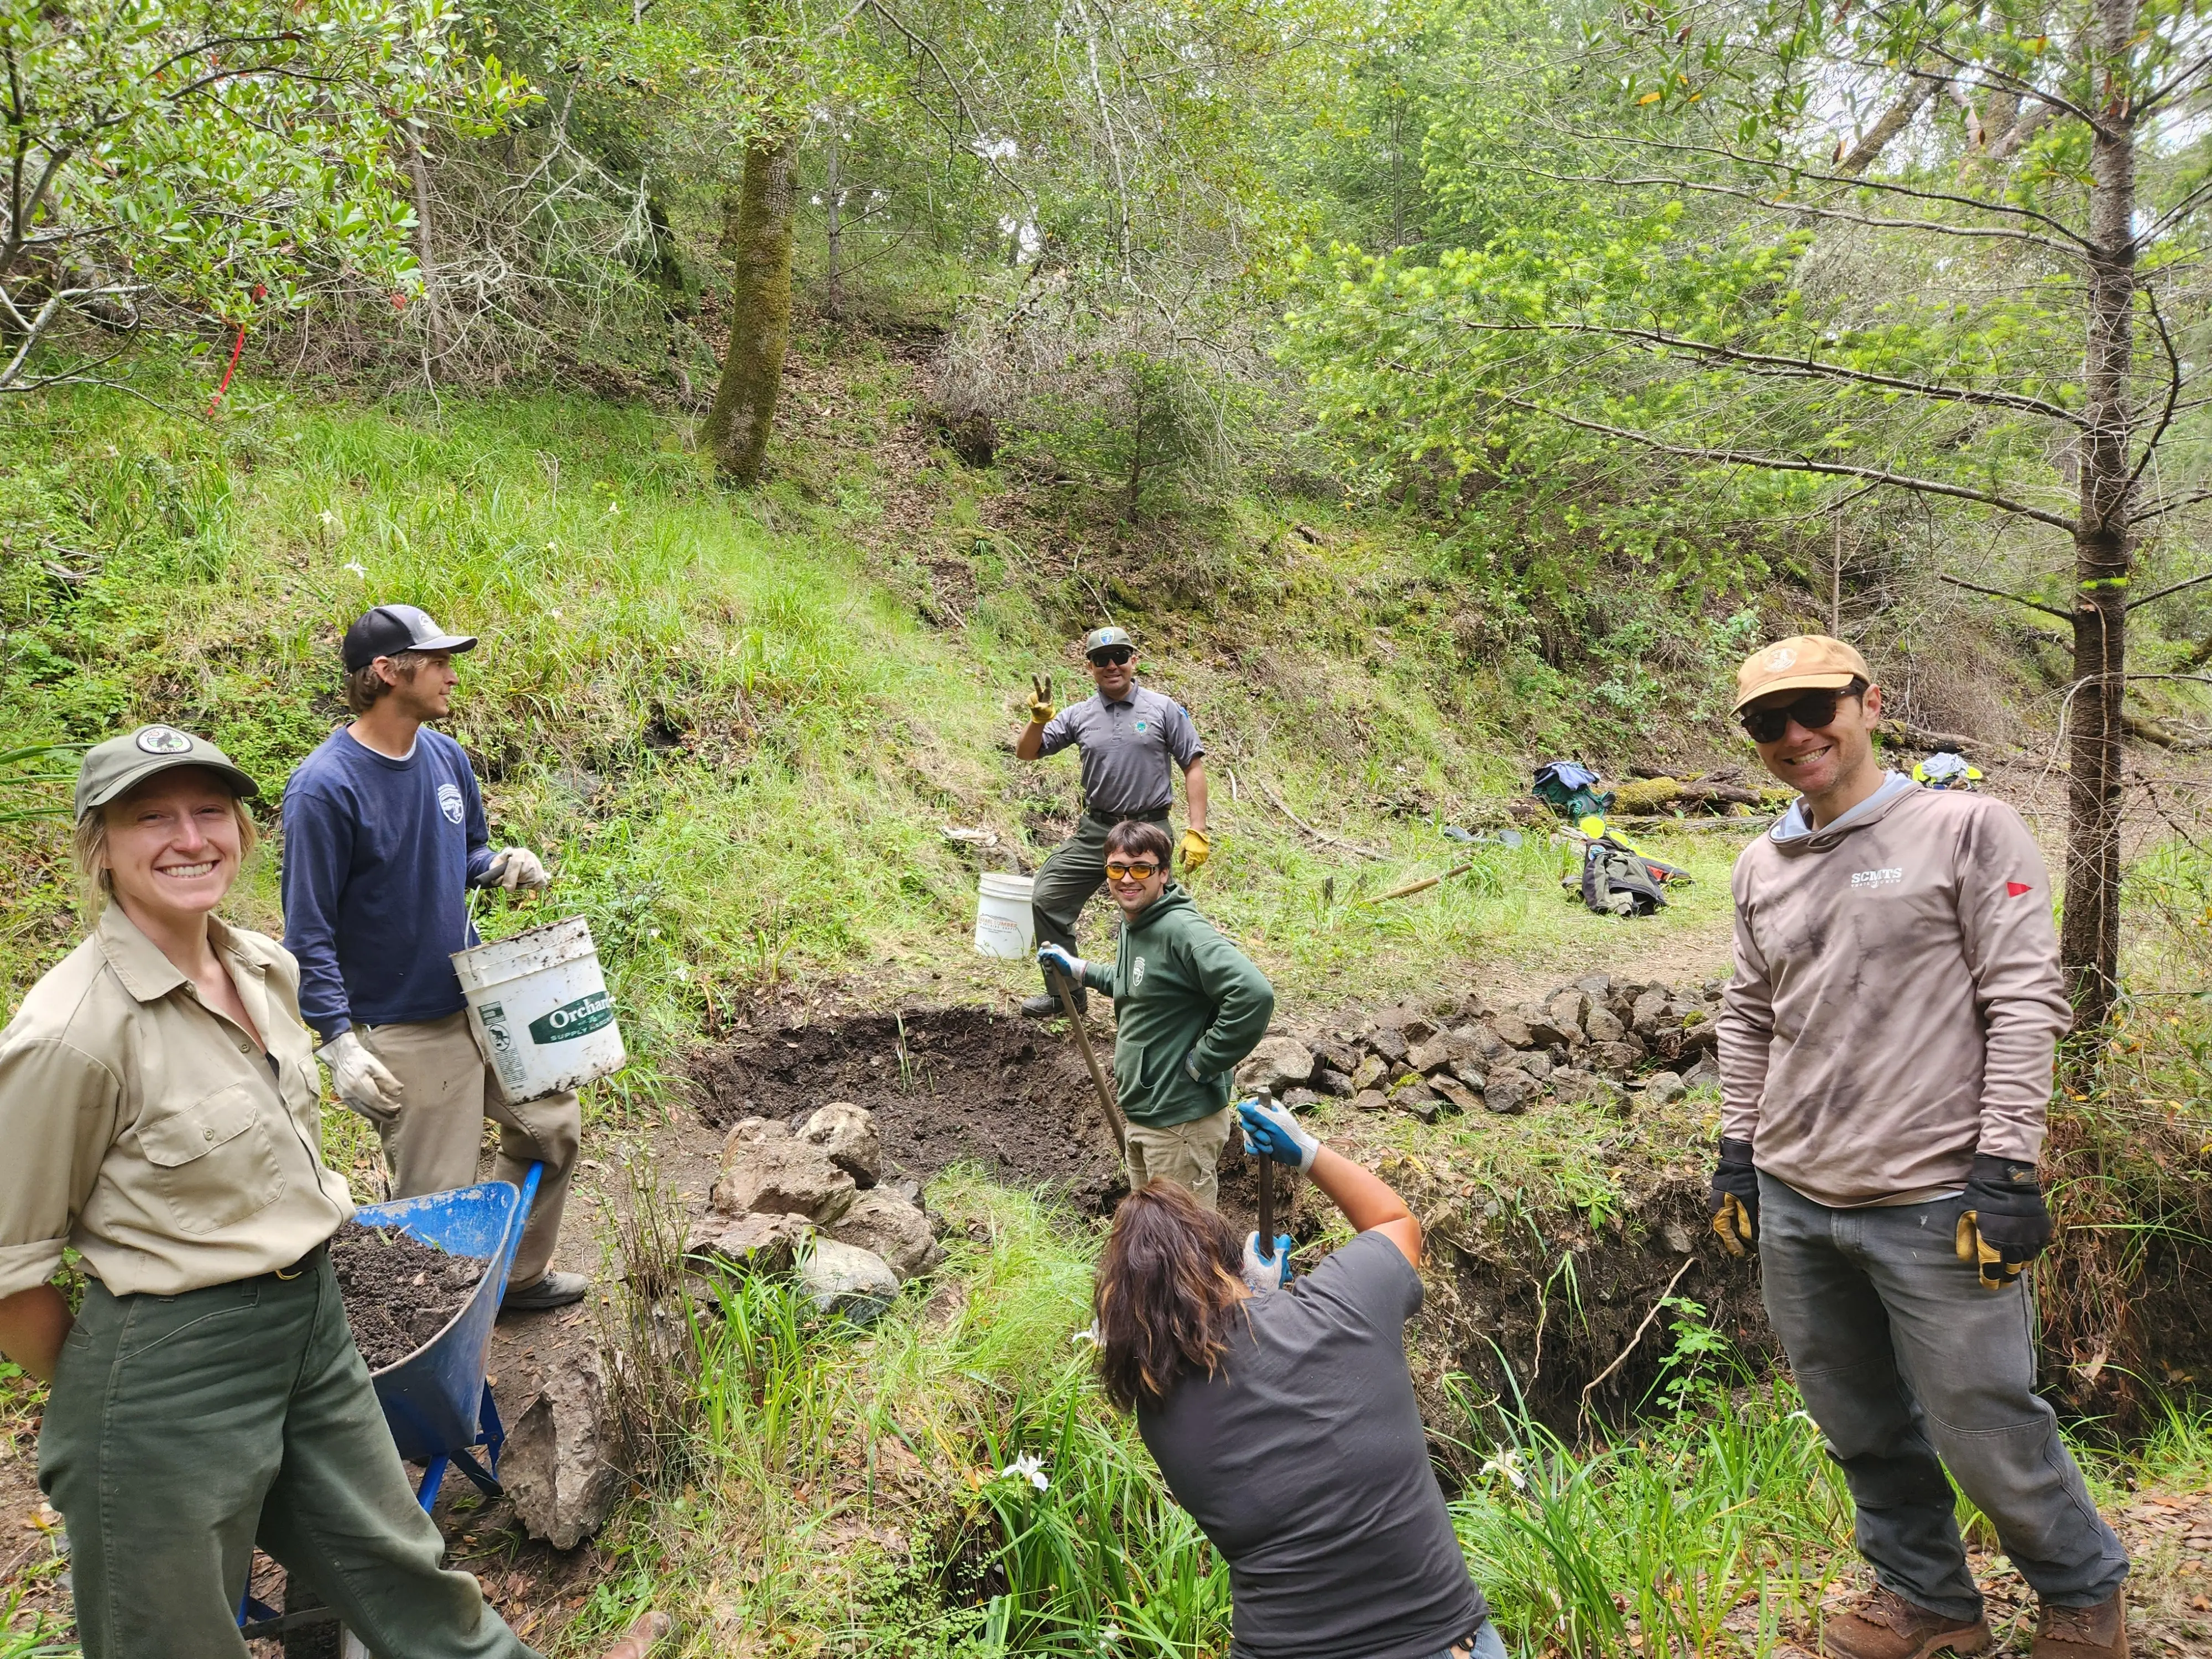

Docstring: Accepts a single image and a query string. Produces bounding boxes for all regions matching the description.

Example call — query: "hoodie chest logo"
[1850,866,1905,890]
[438,782,465,825]
[1131,957,1147,989]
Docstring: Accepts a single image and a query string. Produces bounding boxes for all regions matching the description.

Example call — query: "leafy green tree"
[0,0,531,395]
[1288,0,2212,1025]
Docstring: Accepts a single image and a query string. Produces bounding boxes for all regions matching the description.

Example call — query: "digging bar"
[1254,1099,1276,1277]
[1051,967,1127,1156]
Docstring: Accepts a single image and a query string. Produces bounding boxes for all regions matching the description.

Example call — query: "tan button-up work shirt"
[0,907,354,1300]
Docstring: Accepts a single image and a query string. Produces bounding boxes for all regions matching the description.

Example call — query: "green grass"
[0,369,1749,1112]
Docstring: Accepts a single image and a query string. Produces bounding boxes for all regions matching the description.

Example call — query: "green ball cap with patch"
[74,726,261,821]
[1083,625,1134,658]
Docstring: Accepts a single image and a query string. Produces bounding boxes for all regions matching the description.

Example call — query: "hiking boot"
[502,1269,588,1312]
[2031,1595,2127,1659]
[1819,1587,1991,1659]
[1021,987,1085,1019]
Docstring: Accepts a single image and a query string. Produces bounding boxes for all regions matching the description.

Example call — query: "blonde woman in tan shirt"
[0,726,664,1659]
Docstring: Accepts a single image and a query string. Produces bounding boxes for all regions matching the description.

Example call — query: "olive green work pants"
[40,1256,535,1659]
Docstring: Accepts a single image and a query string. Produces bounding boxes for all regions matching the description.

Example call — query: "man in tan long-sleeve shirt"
[1712,637,2128,1659]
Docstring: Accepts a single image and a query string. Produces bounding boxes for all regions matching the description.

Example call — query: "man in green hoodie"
[1036,820,1274,1209]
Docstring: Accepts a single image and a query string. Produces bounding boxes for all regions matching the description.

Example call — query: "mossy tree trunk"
[701,133,797,485]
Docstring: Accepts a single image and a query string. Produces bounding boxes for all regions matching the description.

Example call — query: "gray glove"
[318,1029,403,1125]
[484,847,550,890]
[1241,1231,1293,1293]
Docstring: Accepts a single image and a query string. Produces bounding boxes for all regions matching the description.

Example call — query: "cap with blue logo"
[1083,625,1135,660]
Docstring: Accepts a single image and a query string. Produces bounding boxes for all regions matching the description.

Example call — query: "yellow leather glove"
[1180,827,1211,873]
[1027,674,1055,725]
[1954,1210,2025,1290]
[1713,1193,1756,1258]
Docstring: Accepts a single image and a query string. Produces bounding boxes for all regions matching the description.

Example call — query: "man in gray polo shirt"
[1015,626,1209,1018]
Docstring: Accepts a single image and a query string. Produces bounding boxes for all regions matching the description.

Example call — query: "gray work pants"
[41,1259,535,1659]
[1757,1173,2128,1619]
[357,1011,581,1286]
[1030,813,1170,992]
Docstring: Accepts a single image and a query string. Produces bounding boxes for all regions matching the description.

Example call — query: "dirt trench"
[685,1004,1777,1434]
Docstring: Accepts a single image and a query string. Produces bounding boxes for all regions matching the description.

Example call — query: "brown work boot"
[2031,1594,2127,1659]
[1819,1587,1991,1659]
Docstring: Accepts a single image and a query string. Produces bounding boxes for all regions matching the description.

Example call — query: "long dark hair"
[1094,1181,1248,1411]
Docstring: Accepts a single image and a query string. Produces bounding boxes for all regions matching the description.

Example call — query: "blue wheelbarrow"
[238,1163,544,1641]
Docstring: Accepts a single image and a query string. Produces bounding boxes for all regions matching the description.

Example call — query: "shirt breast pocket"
[135,1084,288,1237]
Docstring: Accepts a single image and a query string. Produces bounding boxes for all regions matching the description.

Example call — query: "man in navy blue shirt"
[282,606,586,1311]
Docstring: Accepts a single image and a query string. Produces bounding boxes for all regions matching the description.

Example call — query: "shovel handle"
[1052,968,1126,1156]
[1255,1120,1275,1264]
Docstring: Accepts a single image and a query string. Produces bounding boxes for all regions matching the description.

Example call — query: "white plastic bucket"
[974,871,1035,958]
[451,916,627,1105]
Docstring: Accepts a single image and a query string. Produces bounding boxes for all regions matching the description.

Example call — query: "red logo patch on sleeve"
[2006,881,2032,898]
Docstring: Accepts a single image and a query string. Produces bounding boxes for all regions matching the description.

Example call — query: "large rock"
[1407,1036,1455,1076]
[1592,1041,1644,1075]
[1313,1040,1361,1076]
[1643,1071,1687,1107]
[504,1349,624,1550]
[1489,1011,1535,1050]
[1546,989,1591,1036]
[1575,974,1613,1000]
[828,1190,945,1282]
[1631,989,1672,1037]
[686,1210,813,1277]
[1241,1036,1316,1094]
[800,1237,901,1323]
[1505,1049,1554,1083]
[1367,1027,1410,1066]
[799,1103,881,1188]
[1311,1066,1354,1099]
[711,1119,855,1224]
[1585,1005,1627,1046]
[1519,1004,1573,1048]
[1483,1070,1532,1114]
[1552,1068,1621,1112]
[1351,1053,1389,1092]
[1449,1023,1505,1062]
[1351,1087,1391,1113]
[1431,1074,1481,1115]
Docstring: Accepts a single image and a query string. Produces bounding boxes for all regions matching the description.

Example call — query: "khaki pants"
[357,1011,580,1287]
[1125,1107,1234,1211]
[42,1260,535,1659]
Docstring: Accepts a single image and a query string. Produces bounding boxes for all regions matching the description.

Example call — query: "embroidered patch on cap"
[2006,881,2032,898]
[1764,646,1798,671]
[135,726,193,755]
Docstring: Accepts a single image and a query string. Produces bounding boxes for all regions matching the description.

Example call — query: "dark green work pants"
[1030,812,1171,994]
[39,1254,535,1659]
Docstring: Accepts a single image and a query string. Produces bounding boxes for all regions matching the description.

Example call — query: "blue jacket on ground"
[280,728,496,1042]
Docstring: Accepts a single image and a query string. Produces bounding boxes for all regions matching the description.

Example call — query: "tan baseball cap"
[1731,635,1872,713]
[74,725,260,821]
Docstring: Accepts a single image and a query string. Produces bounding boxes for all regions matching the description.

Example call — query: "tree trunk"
[406,137,451,365]
[701,134,797,486]
[2059,0,2140,1030]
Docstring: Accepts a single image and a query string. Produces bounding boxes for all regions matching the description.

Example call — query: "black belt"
[1086,806,1171,827]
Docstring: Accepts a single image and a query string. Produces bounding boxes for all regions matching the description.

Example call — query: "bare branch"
[1473,390,2081,533]
[2130,487,2212,525]
[1455,316,2086,426]
[1527,165,2081,253]
[1835,74,1939,175]
[2130,285,2184,489]
[2126,571,2212,611]
[1939,571,2073,620]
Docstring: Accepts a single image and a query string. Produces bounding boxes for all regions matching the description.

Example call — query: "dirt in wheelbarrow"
[687,1004,1126,1211]
[332,1222,486,1370]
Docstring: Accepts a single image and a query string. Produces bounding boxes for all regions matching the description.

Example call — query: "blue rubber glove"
[1035,942,1085,982]
[1241,1231,1295,1293]
[1239,1097,1320,1172]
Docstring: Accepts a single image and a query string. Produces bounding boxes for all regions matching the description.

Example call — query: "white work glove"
[1241,1231,1293,1294]
[1238,1097,1320,1173]
[319,1029,404,1125]
[484,846,550,890]
[1035,942,1086,982]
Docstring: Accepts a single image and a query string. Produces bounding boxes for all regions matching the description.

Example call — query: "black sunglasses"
[1739,684,1863,743]
[1088,648,1133,666]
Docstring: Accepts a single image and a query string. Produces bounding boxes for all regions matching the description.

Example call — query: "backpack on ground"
[1580,837,1668,917]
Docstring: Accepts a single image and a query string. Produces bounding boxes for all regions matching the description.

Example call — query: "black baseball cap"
[341,604,478,672]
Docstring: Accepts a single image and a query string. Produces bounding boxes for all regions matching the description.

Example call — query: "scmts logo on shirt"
[437,782,465,825]
[1850,867,1905,890]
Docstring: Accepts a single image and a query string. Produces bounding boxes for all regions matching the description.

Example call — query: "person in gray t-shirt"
[1015,625,1209,1017]
[1092,1100,1501,1659]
